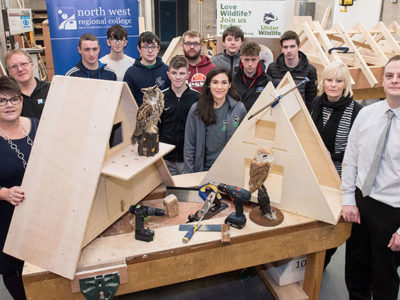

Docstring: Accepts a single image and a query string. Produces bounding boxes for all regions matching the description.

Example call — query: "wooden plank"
[101,143,174,181]
[303,251,326,299]
[321,7,332,29]
[4,77,125,279]
[334,22,378,87]
[374,22,400,55]
[22,220,351,299]
[42,20,54,81]
[353,87,385,100]
[302,22,330,66]
[256,265,308,300]
[0,60,6,76]
[388,21,400,36]
[354,22,388,66]
[162,36,183,64]
[105,83,138,159]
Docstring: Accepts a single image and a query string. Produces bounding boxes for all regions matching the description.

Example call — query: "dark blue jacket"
[65,60,116,81]
[123,57,171,106]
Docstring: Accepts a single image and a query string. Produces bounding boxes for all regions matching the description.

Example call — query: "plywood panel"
[202,73,341,224]
[82,164,165,246]
[4,76,125,279]
[101,143,174,181]
[105,84,138,158]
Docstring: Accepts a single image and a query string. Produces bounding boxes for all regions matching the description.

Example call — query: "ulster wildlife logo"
[190,73,206,89]
[263,12,278,25]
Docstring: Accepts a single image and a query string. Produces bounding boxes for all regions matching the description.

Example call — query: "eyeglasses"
[0,96,22,106]
[141,45,159,51]
[7,62,31,71]
[109,39,125,44]
[183,42,202,48]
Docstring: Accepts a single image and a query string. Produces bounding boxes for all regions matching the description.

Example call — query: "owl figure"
[249,147,273,193]
[131,85,164,145]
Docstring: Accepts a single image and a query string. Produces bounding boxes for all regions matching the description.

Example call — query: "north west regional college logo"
[190,73,207,89]
[57,8,77,30]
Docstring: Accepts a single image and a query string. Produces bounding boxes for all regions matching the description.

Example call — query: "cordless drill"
[129,204,165,242]
[217,183,251,229]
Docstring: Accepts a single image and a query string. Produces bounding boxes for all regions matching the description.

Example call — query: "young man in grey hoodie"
[211,26,244,76]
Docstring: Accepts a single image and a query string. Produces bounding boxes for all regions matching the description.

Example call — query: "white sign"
[333,0,382,29]
[7,9,33,35]
[216,0,287,38]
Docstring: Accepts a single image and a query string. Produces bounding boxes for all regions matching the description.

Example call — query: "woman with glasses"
[184,66,247,173]
[0,76,39,300]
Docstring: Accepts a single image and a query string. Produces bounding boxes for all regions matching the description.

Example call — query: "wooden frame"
[4,76,174,279]
[202,73,342,225]
[296,19,400,99]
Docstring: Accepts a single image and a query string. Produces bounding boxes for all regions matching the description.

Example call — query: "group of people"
[1,22,400,299]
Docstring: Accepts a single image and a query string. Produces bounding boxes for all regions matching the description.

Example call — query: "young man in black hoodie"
[65,33,117,81]
[159,55,199,175]
[267,30,317,111]
[234,42,271,112]
[123,31,170,106]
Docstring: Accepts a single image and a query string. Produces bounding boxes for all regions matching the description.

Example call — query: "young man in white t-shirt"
[100,25,135,81]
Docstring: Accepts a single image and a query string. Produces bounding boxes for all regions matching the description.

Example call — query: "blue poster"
[46,0,139,75]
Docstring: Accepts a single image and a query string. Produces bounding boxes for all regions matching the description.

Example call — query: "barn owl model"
[249,147,273,193]
[248,147,282,224]
[131,85,164,145]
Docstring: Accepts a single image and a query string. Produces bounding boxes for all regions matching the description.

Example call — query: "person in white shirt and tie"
[341,55,400,300]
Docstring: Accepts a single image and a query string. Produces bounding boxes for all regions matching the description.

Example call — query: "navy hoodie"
[123,57,171,106]
[65,60,116,81]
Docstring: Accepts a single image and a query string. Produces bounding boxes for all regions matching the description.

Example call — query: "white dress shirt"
[100,54,135,81]
[341,100,400,211]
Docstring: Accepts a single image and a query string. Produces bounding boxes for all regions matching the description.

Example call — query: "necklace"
[0,121,33,169]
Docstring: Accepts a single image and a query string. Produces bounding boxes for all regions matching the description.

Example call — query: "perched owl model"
[249,147,273,193]
[131,85,164,145]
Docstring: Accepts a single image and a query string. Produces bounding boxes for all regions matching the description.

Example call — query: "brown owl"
[131,85,164,144]
[249,147,273,193]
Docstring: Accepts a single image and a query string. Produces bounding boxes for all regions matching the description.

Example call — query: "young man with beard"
[233,42,271,112]
[100,25,135,81]
[182,30,214,93]
[267,30,317,111]
[159,55,199,175]
[211,26,244,76]
[5,49,50,119]
[123,31,170,106]
[66,33,117,81]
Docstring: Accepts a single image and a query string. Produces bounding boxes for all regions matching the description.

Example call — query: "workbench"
[21,202,351,300]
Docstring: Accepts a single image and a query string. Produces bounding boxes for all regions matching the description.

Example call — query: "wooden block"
[71,259,128,293]
[137,132,159,157]
[163,194,179,217]
[221,223,230,245]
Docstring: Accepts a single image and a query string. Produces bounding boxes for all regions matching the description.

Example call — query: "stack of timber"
[297,20,400,99]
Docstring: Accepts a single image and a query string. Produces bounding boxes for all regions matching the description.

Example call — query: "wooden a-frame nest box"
[202,73,342,225]
[4,76,174,279]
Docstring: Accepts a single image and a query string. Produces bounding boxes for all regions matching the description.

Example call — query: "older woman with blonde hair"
[311,61,362,269]
[311,61,362,176]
